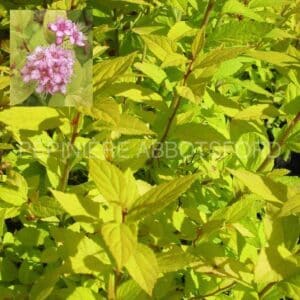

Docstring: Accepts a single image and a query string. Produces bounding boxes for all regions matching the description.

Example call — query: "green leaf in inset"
[10,73,36,105]
[29,26,48,50]
[10,10,33,32]
[0,76,9,90]
[67,59,83,95]
[48,93,65,107]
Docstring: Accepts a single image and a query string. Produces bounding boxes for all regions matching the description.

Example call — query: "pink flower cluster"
[48,17,86,47]
[20,17,86,95]
[21,44,74,95]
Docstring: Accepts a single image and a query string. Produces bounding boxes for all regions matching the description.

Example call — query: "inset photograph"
[10,10,92,106]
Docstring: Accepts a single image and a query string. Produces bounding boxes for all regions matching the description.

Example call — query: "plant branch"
[136,44,147,84]
[202,281,236,298]
[150,60,193,161]
[113,9,119,56]
[258,282,276,299]
[42,0,48,8]
[190,281,236,299]
[107,272,116,300]
[22,40,30,52]
[258,112,300,172]
[160,59,193,146]
[149,0,215,163]
[83,9,93,28]
[70,0,76,9]
[59,111,81,192]
[201,0,216,28]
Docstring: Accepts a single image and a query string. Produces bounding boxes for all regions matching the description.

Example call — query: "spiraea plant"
[9,9,92,106]
[0,0,300,299]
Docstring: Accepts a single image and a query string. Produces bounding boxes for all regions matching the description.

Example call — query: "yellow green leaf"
[125,244,159,295]
[191,27,206,59]
[102,222,137,270]
[127,174,198,221]
[89,159,139,209]
[141,35,176,61]
[228,168,290,203]
[0,107,62,132]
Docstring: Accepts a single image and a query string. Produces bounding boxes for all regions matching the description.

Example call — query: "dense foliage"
[0,0,300,299]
